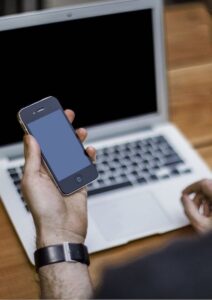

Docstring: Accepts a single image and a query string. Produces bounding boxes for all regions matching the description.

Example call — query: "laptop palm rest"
[88,188,172,242]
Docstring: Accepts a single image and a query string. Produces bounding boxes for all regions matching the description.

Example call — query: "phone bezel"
[18,96,98,195]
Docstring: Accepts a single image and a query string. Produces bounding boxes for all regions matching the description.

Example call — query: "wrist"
[36,228,85,248]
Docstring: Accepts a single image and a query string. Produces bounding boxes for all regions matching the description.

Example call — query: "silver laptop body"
[0,0,210,264]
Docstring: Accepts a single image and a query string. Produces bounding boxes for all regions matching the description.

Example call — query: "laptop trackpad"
[89,190,172,242]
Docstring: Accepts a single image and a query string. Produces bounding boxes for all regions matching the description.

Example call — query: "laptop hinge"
[88,125,153,143]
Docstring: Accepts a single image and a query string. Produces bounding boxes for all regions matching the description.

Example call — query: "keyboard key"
[161,174,170,179]
[120,174,127,179]
[8,168,17,174]
[98,170,105,175]
[10,173,19,180]
[170,169,180,176]
[88,181,132,196]
[137,177,147,184]
[16,182,21,190]
[13,178,21,184]
[155,135,167,144]
[149,175,158,181]
[97,179,104,185]
[25,204,30,212]
[109,176,116,182]
[113,158,119,163]
[163,155,184,167]
[121,165,127,170]
[180,168,192,174]
[141,168,150,173]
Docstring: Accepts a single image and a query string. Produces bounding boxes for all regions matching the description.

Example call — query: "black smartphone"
[17,96,98,195]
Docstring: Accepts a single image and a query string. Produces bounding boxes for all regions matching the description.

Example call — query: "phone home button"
[75,175,83,184]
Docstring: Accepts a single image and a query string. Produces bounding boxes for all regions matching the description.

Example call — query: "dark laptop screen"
[0,8,157,146]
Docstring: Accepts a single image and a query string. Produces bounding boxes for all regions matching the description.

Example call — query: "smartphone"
[17,96,98,195]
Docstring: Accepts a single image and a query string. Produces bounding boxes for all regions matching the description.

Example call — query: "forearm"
[38,262,93,299]
[36,230,93,299]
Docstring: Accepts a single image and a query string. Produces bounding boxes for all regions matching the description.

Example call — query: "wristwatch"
[34,242,90,270]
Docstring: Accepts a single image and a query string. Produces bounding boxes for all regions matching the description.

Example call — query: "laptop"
[0,0,211,265]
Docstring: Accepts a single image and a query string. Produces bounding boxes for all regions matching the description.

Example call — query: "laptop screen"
[0,8,157,146]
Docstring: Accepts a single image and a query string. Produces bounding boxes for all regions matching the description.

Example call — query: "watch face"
[34,243,89,269]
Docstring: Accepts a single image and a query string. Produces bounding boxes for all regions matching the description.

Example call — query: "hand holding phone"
[20,111,96,248]
[18,96,98,195]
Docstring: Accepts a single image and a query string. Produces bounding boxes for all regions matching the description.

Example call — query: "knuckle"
[196,223,207,234]
[201,179,210,188]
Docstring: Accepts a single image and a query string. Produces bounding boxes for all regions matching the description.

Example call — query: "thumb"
[181,194,207,231]
[23,134,41,176]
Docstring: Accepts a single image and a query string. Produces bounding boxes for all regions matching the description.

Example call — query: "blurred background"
[0,0,212,15]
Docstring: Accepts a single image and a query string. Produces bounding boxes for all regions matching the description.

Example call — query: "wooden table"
[0,3,211,298]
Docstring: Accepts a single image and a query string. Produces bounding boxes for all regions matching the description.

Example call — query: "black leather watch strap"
[34,243,90,270]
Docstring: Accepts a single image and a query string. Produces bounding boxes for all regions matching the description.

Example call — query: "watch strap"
[34,242,90,270]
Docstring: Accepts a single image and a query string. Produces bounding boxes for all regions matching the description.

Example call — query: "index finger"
[64,109,75,123]
[182,180,203,195]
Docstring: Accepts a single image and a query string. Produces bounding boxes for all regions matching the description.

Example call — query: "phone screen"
[28,109,90,181]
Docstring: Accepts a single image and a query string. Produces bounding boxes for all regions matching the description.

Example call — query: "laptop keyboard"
[7,166,29,211]
[87,135,191,196]
[7,135,191,212]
